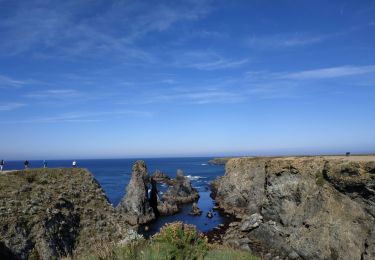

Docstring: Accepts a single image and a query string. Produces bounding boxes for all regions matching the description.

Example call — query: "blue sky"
[1,0,375,160]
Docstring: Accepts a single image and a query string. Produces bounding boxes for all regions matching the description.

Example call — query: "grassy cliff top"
[0,168,130,259]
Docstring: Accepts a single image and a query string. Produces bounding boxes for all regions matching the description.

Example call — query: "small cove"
[4,157,229,235]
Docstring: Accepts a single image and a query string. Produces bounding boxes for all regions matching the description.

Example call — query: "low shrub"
[152,221,209,259]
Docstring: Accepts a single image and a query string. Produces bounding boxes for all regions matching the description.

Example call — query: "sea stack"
[117,160,155,225]
[162,169,199,204]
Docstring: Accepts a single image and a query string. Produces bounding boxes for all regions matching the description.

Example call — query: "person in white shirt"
[72,160,77,168]
[0,160,4,171]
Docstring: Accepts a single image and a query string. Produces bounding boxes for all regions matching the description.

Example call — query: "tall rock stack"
[117,160,155,225]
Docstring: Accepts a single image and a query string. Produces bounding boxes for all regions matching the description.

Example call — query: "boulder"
[156,198,179,216]
[240,213,263,231]
[117,161,155,225]
[162,170,199,204]
[188,202,202,216]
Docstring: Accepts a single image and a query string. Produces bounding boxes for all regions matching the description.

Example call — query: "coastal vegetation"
[86,222,258,260]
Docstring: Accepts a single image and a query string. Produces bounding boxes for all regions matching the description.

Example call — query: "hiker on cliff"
[43,160,47,168]
[72,160,77,168]
[24,160,29,169]
[0,160,4,171]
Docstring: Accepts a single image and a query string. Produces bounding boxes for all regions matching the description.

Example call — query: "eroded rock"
[188,202,202,216]
[162,170,199,204]
[0,168,131,259]
[117,161,155,225]
[213,157,375,260]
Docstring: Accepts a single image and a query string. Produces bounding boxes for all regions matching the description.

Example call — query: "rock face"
[212,157,375,260]
[0,168,130,260]
[162,170,199,204]
[152,169,172,184]
[117,160,155,225]
[156,198,179,216]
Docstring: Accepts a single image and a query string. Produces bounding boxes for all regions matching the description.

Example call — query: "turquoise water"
[4,157,226,233]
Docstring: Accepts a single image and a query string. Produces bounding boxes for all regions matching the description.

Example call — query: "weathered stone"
[0,168,131,260]
[188,202,202,216]
[117,161,155,225]
[151,170,172,184]
[240,213,263,231]
[213,157,375,260]
[162,170,199,204]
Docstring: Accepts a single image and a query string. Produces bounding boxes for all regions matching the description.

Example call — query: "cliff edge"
[0,168,131,259]
[212,157,375,260]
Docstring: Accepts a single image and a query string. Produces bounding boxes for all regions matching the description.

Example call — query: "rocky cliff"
[0,168,131,260]
[212,157,375,260]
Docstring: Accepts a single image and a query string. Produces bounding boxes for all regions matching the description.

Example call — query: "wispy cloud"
[0,75,27,88]
[246,33,329,49]
[0,0,213,62]
[280,65,375,80]
[0,110,152,124]
[172,51,248,70]
[146,89,245,105]
[25,89,82,99]
[0,103,26,111]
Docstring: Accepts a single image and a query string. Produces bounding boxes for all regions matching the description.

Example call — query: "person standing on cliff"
[43,160,47,168]
[0,160,4,171]
[72,160,77,168]
[24,160,29,169]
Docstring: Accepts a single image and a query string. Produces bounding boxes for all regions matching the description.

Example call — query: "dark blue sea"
[3,157,226,234]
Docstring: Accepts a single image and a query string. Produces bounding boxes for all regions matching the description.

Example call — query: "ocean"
[3,157,226,234]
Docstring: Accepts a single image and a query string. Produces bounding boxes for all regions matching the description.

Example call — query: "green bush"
[152,222,208,259]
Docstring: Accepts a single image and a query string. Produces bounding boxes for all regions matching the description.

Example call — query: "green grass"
[84,222,259,260]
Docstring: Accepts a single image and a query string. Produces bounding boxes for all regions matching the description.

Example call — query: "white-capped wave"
[186,175,207,180]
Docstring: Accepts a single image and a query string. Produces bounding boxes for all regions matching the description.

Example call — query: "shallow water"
[4,157,226,233]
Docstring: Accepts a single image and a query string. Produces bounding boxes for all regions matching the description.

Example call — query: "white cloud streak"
[172,51,248,70]
[0,0,213,62]
[0,103,26,111]
[0,75,27,88]
[25,89,81,99]
[246,33,329,49]
[281,65,375,80]
[0,110,152,124]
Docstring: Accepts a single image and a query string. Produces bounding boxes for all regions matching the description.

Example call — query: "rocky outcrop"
[152,169,173,184]
[162,170,199,204]
[212,157,375,260]
[157,198,179,216]
[0,168,131,260]
[208,157,233,165]
[188,202,202,216]
[117,161,155,225]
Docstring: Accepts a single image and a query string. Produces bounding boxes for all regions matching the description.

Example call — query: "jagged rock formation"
[157,197,179,216]
[0,168,130,260]
[212,157,375,260]
[117,160,155,225]
[152,169,173,185]
[163,169,199,204]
